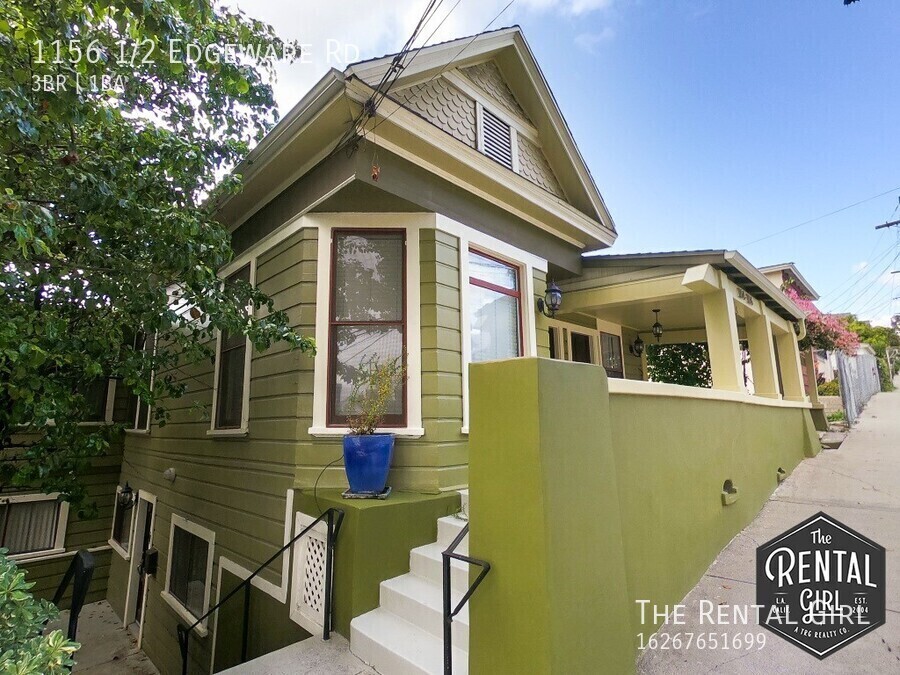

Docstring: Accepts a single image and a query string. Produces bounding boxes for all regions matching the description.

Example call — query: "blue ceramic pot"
[343,433,395,494]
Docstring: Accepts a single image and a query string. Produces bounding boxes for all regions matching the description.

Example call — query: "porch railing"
[176,507,344,675]
[441,522,490,675]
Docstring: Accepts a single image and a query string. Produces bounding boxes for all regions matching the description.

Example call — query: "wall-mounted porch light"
[537,281,563,318]
[629,335,645,357]
[651,308,664,343]
[117,482,134,510]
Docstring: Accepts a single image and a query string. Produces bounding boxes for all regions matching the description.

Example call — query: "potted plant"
[343,355,407,495]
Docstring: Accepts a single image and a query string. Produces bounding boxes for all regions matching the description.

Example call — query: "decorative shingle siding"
[461,61,528,121]
[397,78,477,148]
[518,135,564,197]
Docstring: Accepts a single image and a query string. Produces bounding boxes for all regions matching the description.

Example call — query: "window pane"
[469,284,520,362]
[333,233,403,322]
[332,326,403,418]
[571,333,593,364]
[601,333,623,376]
[0,499,59,554]
[215,345,246,428]
[469,251,518,290]
[112,499,132,551]
[170,527,209,618]
[82,379,109,422]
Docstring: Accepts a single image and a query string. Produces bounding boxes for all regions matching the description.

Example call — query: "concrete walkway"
[219,633,376,674]
[639,381,900,674]
[48,601,158,674]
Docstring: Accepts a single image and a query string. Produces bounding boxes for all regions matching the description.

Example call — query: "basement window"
[163,515,215,627]
[0,493,68,560]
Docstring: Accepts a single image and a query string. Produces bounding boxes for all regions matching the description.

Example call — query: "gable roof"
[344,26,616,240]
[758,263,820,300]
[215,27,615,252]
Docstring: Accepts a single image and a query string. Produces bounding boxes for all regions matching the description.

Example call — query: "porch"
[554,250,814,403]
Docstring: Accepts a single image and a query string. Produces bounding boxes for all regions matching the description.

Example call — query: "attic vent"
[480,107,514,170]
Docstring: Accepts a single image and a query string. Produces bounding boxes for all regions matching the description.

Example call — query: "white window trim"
[78,378,116,426]
[125,333,156,435]
[439,215,546,434]
[308,214,424,437]
[546,319,599,365]
[208,259,256,436]
[3,493,69,562]
[108,485,137,560]
[161,514,215,637]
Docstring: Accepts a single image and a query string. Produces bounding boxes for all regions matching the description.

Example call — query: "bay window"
[468,249,522,362]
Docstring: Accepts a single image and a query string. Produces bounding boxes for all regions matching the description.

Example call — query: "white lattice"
[290,512,330,635]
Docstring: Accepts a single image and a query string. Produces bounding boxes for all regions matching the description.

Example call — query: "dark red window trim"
[327,229,407,427]
[468,247,524,358]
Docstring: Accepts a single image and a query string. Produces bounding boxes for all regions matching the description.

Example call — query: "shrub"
[827,410,846,423]
[817,379,841,396]
[0,550,79,674]
[877,358,894,393]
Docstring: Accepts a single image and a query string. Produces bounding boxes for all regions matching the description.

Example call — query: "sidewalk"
[639,381,900,674]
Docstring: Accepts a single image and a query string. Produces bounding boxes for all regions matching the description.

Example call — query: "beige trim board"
[608,378,811,409]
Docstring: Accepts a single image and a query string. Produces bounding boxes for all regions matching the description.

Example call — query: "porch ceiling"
[575,249,805,323]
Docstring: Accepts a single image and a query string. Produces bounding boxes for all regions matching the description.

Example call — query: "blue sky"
[245,0,900,326]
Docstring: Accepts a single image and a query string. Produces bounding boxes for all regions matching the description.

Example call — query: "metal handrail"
[441,522,490,675]
[176,507,344,675]
[51,550,95,641]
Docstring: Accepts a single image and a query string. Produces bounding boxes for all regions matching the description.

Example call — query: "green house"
[12,26,823,675]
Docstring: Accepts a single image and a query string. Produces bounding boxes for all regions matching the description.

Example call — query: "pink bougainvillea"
[784,286,859,355]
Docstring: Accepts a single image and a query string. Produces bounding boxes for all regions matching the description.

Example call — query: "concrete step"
[436,516,468,553]
[380,573,469,650]
[351,608,468,675]
[819,431,847,449]
[409,542,469,592]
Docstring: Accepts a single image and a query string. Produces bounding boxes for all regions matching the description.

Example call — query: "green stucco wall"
[467,357,820,674]
[609,390,819,646]
[468,358,634,674]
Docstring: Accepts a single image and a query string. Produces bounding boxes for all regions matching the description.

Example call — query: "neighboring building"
[18,27,819,675]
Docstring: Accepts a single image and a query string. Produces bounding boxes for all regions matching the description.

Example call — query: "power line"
[821,242,895,306]
[739,185,900,248]
[818,229,886,300]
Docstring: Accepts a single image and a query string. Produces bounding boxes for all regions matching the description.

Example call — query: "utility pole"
[875,218,900,230]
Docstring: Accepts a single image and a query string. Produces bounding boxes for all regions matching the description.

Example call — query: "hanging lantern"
[651,308,663,343]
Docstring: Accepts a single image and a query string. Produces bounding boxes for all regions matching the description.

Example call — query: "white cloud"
[852,261,869,273]
[575,27,615,53]
[229,0,618,114]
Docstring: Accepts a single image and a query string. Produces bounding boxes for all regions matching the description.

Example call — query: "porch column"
[802,347,821,405]
[683,265,744,392]
[701,290,745,392]
[774,329,807,402]
[745,314,780,398]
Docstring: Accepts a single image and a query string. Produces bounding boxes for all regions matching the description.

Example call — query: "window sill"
[160,591,209,637]
[206,428,249,438]
[124,428,150,436]
[108,539,130,560]
[307,426,425,439]
[9,547,65,563]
